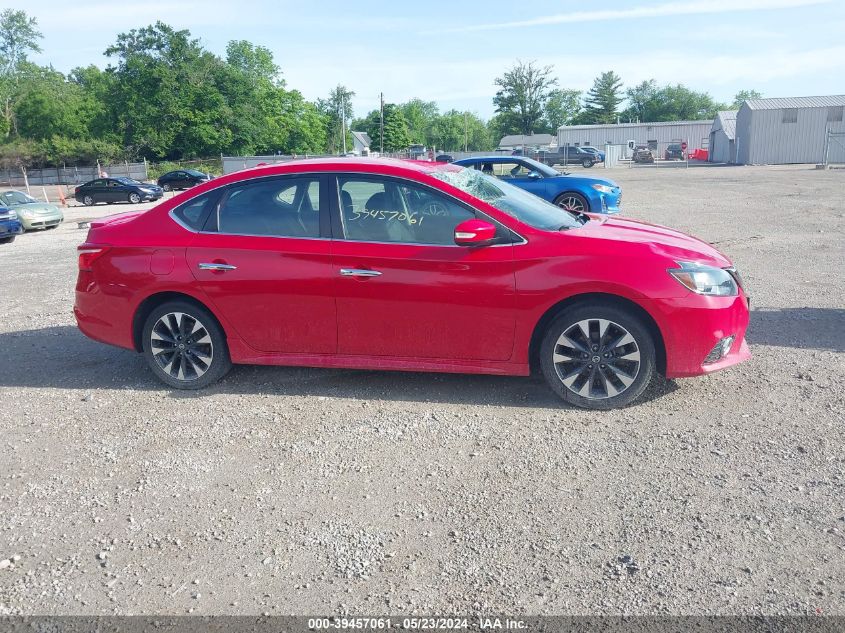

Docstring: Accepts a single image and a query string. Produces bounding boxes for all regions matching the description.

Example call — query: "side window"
[108,180,121,188]
[217,176,321,238]
[173,190,217,230]
[491,162,532,179]
[338,176,474,246]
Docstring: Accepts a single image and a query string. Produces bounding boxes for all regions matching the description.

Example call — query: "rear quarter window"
[172,190,217,231]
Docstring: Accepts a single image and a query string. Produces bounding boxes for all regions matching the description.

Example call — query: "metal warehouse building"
[557,120,712,155]
[735,95,845,165]
[709,111,738,163]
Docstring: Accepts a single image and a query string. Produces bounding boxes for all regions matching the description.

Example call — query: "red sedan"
[74,158,750,409]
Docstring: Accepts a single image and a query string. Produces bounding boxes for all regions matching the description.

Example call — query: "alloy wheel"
[83,195,94,206]
[149,312,213,381]
[552,318,641,399]
[129,193,141,204]
[557,196,586,212]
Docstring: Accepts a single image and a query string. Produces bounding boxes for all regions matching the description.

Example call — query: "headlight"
[668,261,738,296]
[592,184,615,194]
[7,210,17,219]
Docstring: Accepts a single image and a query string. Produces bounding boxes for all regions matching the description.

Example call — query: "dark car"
[435,154,454,163]
[665,143,685,160]
[0,201,24,244]
[75,178,163,206]
[536,146,596,168]
[157,169,212,192]
[632,147,655,164]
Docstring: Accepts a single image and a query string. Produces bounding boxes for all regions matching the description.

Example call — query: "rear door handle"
[340,268,382,277]
[198,262,237,271]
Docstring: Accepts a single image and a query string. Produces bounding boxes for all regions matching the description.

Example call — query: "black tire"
[553,192,590,213]
[540,302,656,409]
[128,192,142,204]
[161,183,172,192]
[0,235,14,244]
[582,159,594,168]
[83,195,95,206]
[141,300,232,390]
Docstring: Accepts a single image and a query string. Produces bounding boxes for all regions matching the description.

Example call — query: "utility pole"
[379,92,384,154]
[341,95,347,155]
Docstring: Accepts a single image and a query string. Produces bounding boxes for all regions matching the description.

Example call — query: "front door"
[185,174,336,354]
[330,175,516,361]
[490,160,548,198]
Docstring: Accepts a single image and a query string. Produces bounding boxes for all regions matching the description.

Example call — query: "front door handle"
[198,262,237,271]
[340,268,382,277]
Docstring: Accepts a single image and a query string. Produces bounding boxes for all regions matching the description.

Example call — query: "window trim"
[328,172,522,248]
[190,173,330,239]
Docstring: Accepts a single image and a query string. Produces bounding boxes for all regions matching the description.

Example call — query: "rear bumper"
[655,292,751,378]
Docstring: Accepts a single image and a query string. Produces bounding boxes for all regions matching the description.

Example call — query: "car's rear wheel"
[128,192,142,204]
[540,303,656,409]
[83,195,95,206]
[161,183,172,192]
[554,192,589,213]
[141,301,231,389]
[582,159,594,168]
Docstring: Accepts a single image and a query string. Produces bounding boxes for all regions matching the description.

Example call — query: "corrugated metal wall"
[557,122,712,154]
[738,105,845,164]
[709,129,734,163]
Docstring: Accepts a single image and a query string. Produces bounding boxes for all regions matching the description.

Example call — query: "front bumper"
[654,291,751,378]
[0,218,24,237]
[596,191,622,214]
[20,212,63,230]
[139,191,163,201]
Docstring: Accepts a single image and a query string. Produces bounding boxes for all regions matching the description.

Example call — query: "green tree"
[317,84,355,154]
[622,80,725,122]
[732,89,762,108]
[582,71,624,124]
[399,98,439,145]
[544,88,581,131]
[0,9,43,137]
[381,104,411,152]
[493,60,558,135]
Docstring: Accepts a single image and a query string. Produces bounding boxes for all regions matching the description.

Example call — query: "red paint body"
[74,158,750,380]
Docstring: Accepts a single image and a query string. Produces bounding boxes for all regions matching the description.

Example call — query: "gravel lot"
[0,165,843,616]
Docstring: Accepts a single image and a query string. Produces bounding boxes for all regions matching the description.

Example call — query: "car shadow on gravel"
[0,325,678,408]
[748,307,845,352]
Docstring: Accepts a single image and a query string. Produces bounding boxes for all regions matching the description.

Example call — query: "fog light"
[703,335,735,365]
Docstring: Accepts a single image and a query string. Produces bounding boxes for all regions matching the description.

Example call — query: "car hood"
[15,202,60,213]
[572,215,731,267]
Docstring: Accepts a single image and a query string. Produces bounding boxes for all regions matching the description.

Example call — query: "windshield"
[431,167,582,231]
[514,157,560,178]
[2,191,36,204]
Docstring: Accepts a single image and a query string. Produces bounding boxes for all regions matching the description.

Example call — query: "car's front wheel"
[554,192,589,213]
[128,192,142,204]
[0,236,15,244]
[141,301,232,389]
[540,303,656,409]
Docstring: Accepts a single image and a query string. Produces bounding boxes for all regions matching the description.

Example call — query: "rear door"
[185,174,337,353]
[105,179,125,202]
[330,174,517,361]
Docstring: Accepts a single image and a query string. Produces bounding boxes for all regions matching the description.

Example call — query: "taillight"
[78,245,109,271]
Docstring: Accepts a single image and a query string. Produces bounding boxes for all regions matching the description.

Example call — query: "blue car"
[453,156,621,214]
[580,146,606,162]
[0,201,24,244]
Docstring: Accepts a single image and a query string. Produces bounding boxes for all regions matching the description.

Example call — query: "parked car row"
[0,190,65,244]
[73,170,213,206]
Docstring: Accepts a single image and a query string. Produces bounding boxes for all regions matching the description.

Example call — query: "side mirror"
[454,219,497,247]
[528,171,541,179]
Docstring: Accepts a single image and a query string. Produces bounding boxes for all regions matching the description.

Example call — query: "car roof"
[228,157,462,180]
